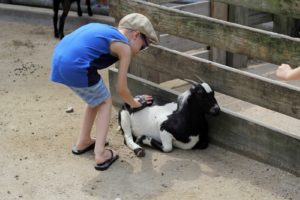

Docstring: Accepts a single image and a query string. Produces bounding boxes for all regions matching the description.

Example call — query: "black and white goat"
[118,80,220,157]
[53,0,93,39]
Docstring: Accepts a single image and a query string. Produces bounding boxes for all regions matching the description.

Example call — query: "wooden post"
[227,5,249,68]
[273,15,300,37]
[210,0,228,65]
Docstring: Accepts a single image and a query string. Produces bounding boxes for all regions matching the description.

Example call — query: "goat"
[53,0,93,39]
[118,80,220,157]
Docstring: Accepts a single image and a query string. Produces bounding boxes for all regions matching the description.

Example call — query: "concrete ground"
[0,3,299,200]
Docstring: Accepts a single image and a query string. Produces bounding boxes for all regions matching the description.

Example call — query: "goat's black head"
[178,80,220,116]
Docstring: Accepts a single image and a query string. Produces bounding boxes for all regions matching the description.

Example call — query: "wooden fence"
[109,0,300,176]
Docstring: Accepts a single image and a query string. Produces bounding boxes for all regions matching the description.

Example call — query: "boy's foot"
[72,141,109,155]
[95,149,119,171]
[72,142,95,155]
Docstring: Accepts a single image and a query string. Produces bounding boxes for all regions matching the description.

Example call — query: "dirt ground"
[0,13,299,200]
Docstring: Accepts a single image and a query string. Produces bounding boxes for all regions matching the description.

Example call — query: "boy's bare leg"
[75,104,99,150]
[94,97,118,164]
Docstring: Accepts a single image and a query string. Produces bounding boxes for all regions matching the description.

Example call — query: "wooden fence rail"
[215,0,300,19]
[110,0,300,68]
[130,45,300,119]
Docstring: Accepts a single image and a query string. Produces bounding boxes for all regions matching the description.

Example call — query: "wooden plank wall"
[109,68,300,176]
[215,0,300,19]
[130,45,300,119]
[108,0,300,176]
[216,0,300,37]
[109,0,300,68]
[109,0,300,116]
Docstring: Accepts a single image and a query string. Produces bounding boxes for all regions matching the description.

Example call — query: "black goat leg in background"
[86,0,93,16]
[53,0,60,38]
[53,0,93,39]
[76,0,83,16]
[59,0,71,39]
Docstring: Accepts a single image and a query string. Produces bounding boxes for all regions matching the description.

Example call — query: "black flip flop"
[94,149,119,171]
[72,143,95,155]
[71,141,109,155]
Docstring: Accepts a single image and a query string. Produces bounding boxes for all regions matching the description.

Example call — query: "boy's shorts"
[69,79,110,108]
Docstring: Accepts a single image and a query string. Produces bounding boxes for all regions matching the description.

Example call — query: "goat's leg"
[137,130,173,152]
[173,135,199,150]
[53,0,60,38]
[119,111,145,157]
[76,0,83,16]
[193,132,209,149]
[136,135,164,152]
[159,130,173,152]
[59,1,71,39]
[86,0,93,16]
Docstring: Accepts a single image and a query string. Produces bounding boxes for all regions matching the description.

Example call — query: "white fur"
[130,102,177,142]
[201,83,212,93]
[120,102,183,152]
[120,99,203,153]
[173,135,199,149]
[120,111,141,150]
[177,90,191,111]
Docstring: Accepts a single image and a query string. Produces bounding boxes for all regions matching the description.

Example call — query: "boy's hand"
[133,95,153,108]
[276,64,292,80]
[125,95,153,113]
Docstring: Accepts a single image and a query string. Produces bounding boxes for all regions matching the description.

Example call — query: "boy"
[50,13,158,170]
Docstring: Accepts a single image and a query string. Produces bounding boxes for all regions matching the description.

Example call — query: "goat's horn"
[194,75,204,83]
[184,79,198,86]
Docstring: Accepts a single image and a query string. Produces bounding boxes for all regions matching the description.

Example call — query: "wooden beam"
[210,1,228,65]
[215,0,300,19]
[109,0,300,68]
[145,0,176,4]
[273,15,300,37]
[227,5,248,68]
[160,34,206,52]
[130,45,300,119]
[187,49,209,59]
[109,68,300,176]
[248,10,272,26]
[172,1,210,16]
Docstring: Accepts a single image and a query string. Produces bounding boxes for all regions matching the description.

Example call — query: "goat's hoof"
[134,148,145,157]
[54,33,59,38]
[78,12,83,17]
[197,142,209,149]
[88,11,93,16]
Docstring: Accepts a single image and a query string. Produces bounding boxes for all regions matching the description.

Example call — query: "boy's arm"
[289,66,300,80]
[276,64,300,80]
[110,41,142,108]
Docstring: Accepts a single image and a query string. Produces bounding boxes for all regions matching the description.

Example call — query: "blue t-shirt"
[50,23,128,87]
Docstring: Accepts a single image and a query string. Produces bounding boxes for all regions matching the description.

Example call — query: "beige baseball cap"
[118,13,159,44]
